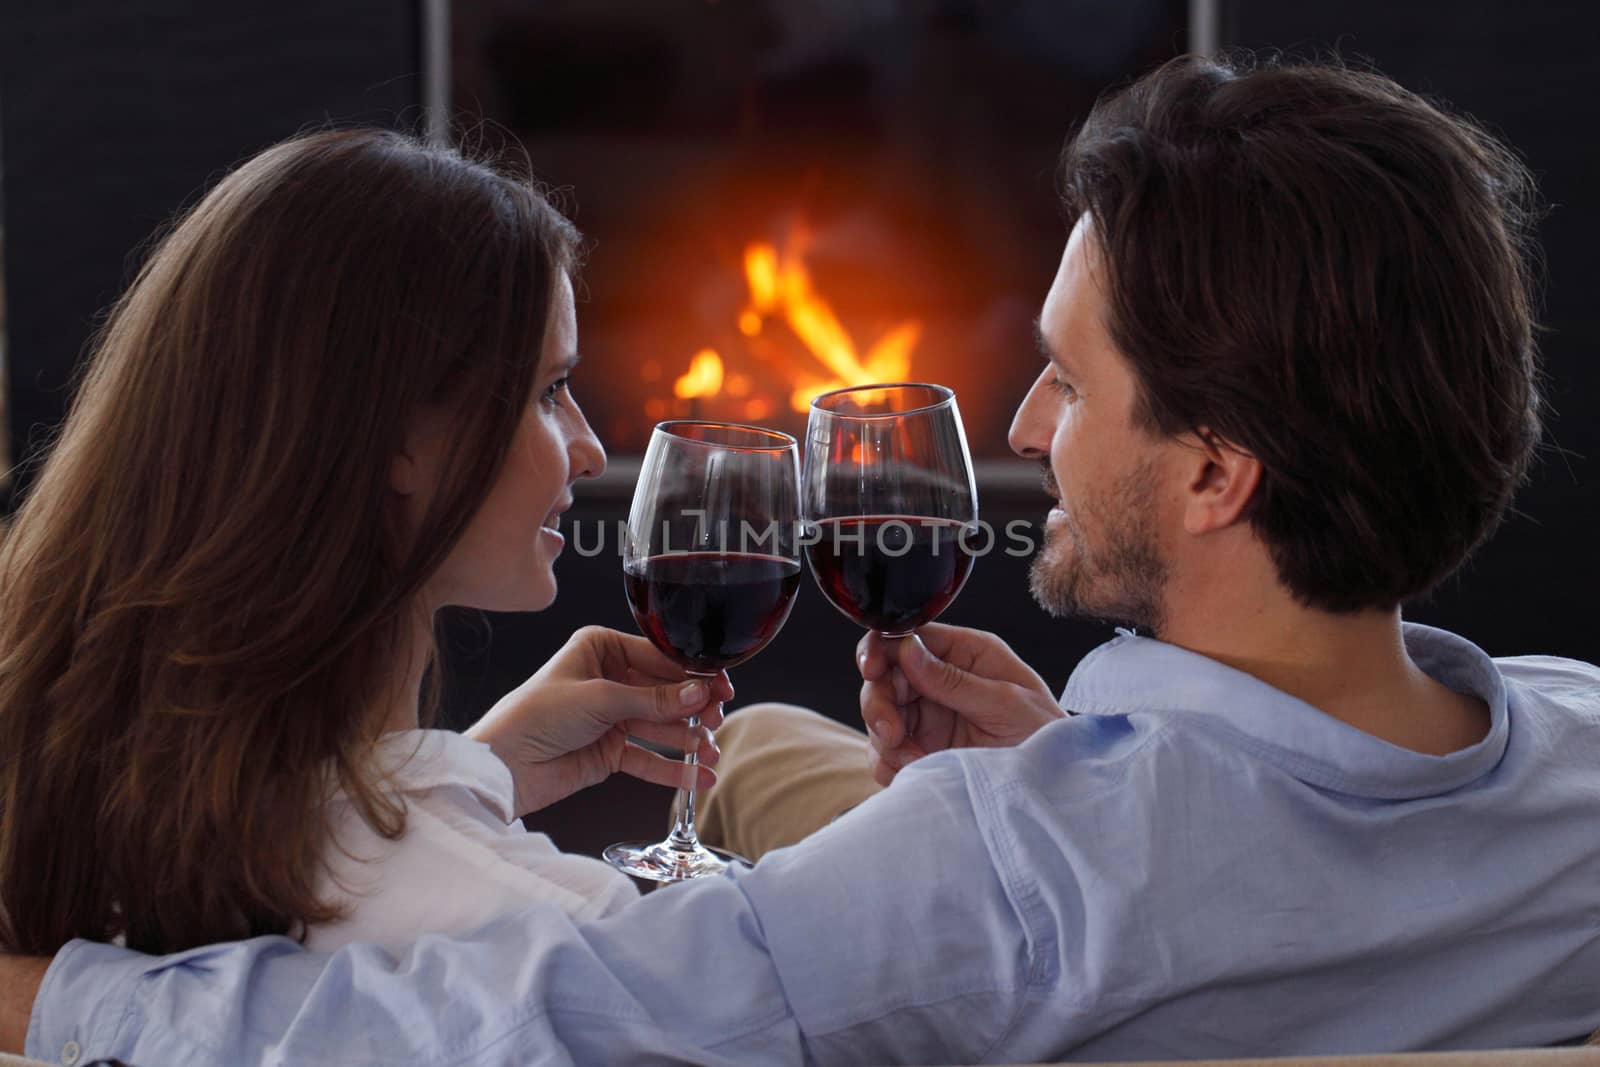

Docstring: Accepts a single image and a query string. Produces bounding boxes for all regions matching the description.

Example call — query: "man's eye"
[1049,377,1076,398]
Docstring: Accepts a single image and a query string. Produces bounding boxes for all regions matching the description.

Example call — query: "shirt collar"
[363,729,518,823]
[1058,622,1510,799]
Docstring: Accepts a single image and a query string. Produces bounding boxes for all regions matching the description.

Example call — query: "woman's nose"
[569,408,606,481]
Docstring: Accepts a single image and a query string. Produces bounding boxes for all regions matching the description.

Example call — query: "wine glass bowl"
[802,384,979,638]
[624,554,800,676]
[606,421,802,883]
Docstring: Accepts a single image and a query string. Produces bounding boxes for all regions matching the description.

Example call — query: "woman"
[0,128,731,956]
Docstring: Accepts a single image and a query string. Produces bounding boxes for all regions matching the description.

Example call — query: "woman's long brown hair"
[0,129,579,953]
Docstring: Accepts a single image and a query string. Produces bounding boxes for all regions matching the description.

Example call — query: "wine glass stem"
[667,714,703,851]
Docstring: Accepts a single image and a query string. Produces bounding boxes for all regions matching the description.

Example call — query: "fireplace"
[448,0,1189,487]
[431,1,1195,853]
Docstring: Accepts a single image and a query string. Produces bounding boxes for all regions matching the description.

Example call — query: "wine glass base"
[603,840,751,883]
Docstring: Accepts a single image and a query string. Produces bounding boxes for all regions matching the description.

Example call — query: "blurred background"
[2,0,1596,854]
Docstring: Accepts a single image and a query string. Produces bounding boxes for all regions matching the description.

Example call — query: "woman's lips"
[540,506,568,548]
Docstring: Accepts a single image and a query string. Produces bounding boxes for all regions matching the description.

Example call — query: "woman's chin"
[527,582,559,612]
[456,572,558,614]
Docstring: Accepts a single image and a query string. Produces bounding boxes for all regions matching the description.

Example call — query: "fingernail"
[679,681,706,706]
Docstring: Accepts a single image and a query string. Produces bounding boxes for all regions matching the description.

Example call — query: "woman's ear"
[389,407,448,498]
[1180,427,1261,536]
[389,448,422,497]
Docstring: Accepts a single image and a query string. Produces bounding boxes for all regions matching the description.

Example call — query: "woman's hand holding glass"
[467,626,734,817]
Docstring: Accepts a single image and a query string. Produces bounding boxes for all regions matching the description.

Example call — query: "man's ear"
[1180,427,1261,535]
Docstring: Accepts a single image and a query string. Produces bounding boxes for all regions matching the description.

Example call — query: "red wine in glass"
[806,516,974,636]
[802,383,979,637]
[626,552,801,674]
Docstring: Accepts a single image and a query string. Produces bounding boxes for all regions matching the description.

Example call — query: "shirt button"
[61,1041,81,1066]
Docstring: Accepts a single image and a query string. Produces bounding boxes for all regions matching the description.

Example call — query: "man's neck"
[1160,594,1489,756]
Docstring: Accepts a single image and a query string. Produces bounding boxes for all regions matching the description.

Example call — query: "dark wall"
[0,1,421,499]
[1220,1,1600,663]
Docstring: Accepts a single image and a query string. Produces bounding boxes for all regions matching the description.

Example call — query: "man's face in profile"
[1009,218,1171,634]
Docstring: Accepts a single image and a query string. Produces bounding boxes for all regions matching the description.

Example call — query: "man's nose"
[1008,373,1052,459]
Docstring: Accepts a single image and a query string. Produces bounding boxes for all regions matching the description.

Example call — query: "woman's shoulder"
[362,729,519,820]
[307,730,639,954]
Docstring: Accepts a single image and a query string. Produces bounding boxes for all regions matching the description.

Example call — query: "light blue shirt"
[29,624,1600,1065]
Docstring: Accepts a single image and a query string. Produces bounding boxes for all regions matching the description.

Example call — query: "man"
[5,52,1599,1065]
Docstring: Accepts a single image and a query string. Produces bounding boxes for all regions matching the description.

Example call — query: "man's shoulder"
[1495,652,1600,711]
[850,714,1173,853]
[935,709,1175,812]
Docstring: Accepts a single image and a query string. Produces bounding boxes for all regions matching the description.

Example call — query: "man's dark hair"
[1061,52,1543,612]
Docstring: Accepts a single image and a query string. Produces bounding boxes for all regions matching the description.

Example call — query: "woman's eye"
[543,376,571,404]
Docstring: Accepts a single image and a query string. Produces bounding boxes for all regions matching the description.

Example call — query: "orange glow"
[745,244,780,309]
[673,348,724,399]
[661,230,923,418]
[789,381,833,413]
[862,321,921,381]
[645,397,669,421]
[755,241,923,411]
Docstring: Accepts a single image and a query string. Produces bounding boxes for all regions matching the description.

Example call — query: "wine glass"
[802,383,979,637]
[605,421,803,882]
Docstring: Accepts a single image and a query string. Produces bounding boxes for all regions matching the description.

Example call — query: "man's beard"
[1029,458,1168,635]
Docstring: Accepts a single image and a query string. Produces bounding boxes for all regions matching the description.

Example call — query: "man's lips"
[1039,461,1061,502]
[1038,463,1066,524]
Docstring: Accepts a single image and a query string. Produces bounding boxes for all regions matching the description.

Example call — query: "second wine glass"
[802,383,979,637]
[604,421,802,882]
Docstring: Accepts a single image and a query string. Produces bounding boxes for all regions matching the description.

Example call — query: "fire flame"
[673,348,724,400]
[669,236,922,416]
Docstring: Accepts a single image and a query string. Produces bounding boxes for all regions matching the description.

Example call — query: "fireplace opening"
[432,2,1194,846]
[449,0,1189,482]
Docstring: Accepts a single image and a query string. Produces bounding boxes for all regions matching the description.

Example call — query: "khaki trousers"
[694,703,883,863]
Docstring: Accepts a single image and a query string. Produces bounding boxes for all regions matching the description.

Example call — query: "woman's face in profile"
[406,272,607,613]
